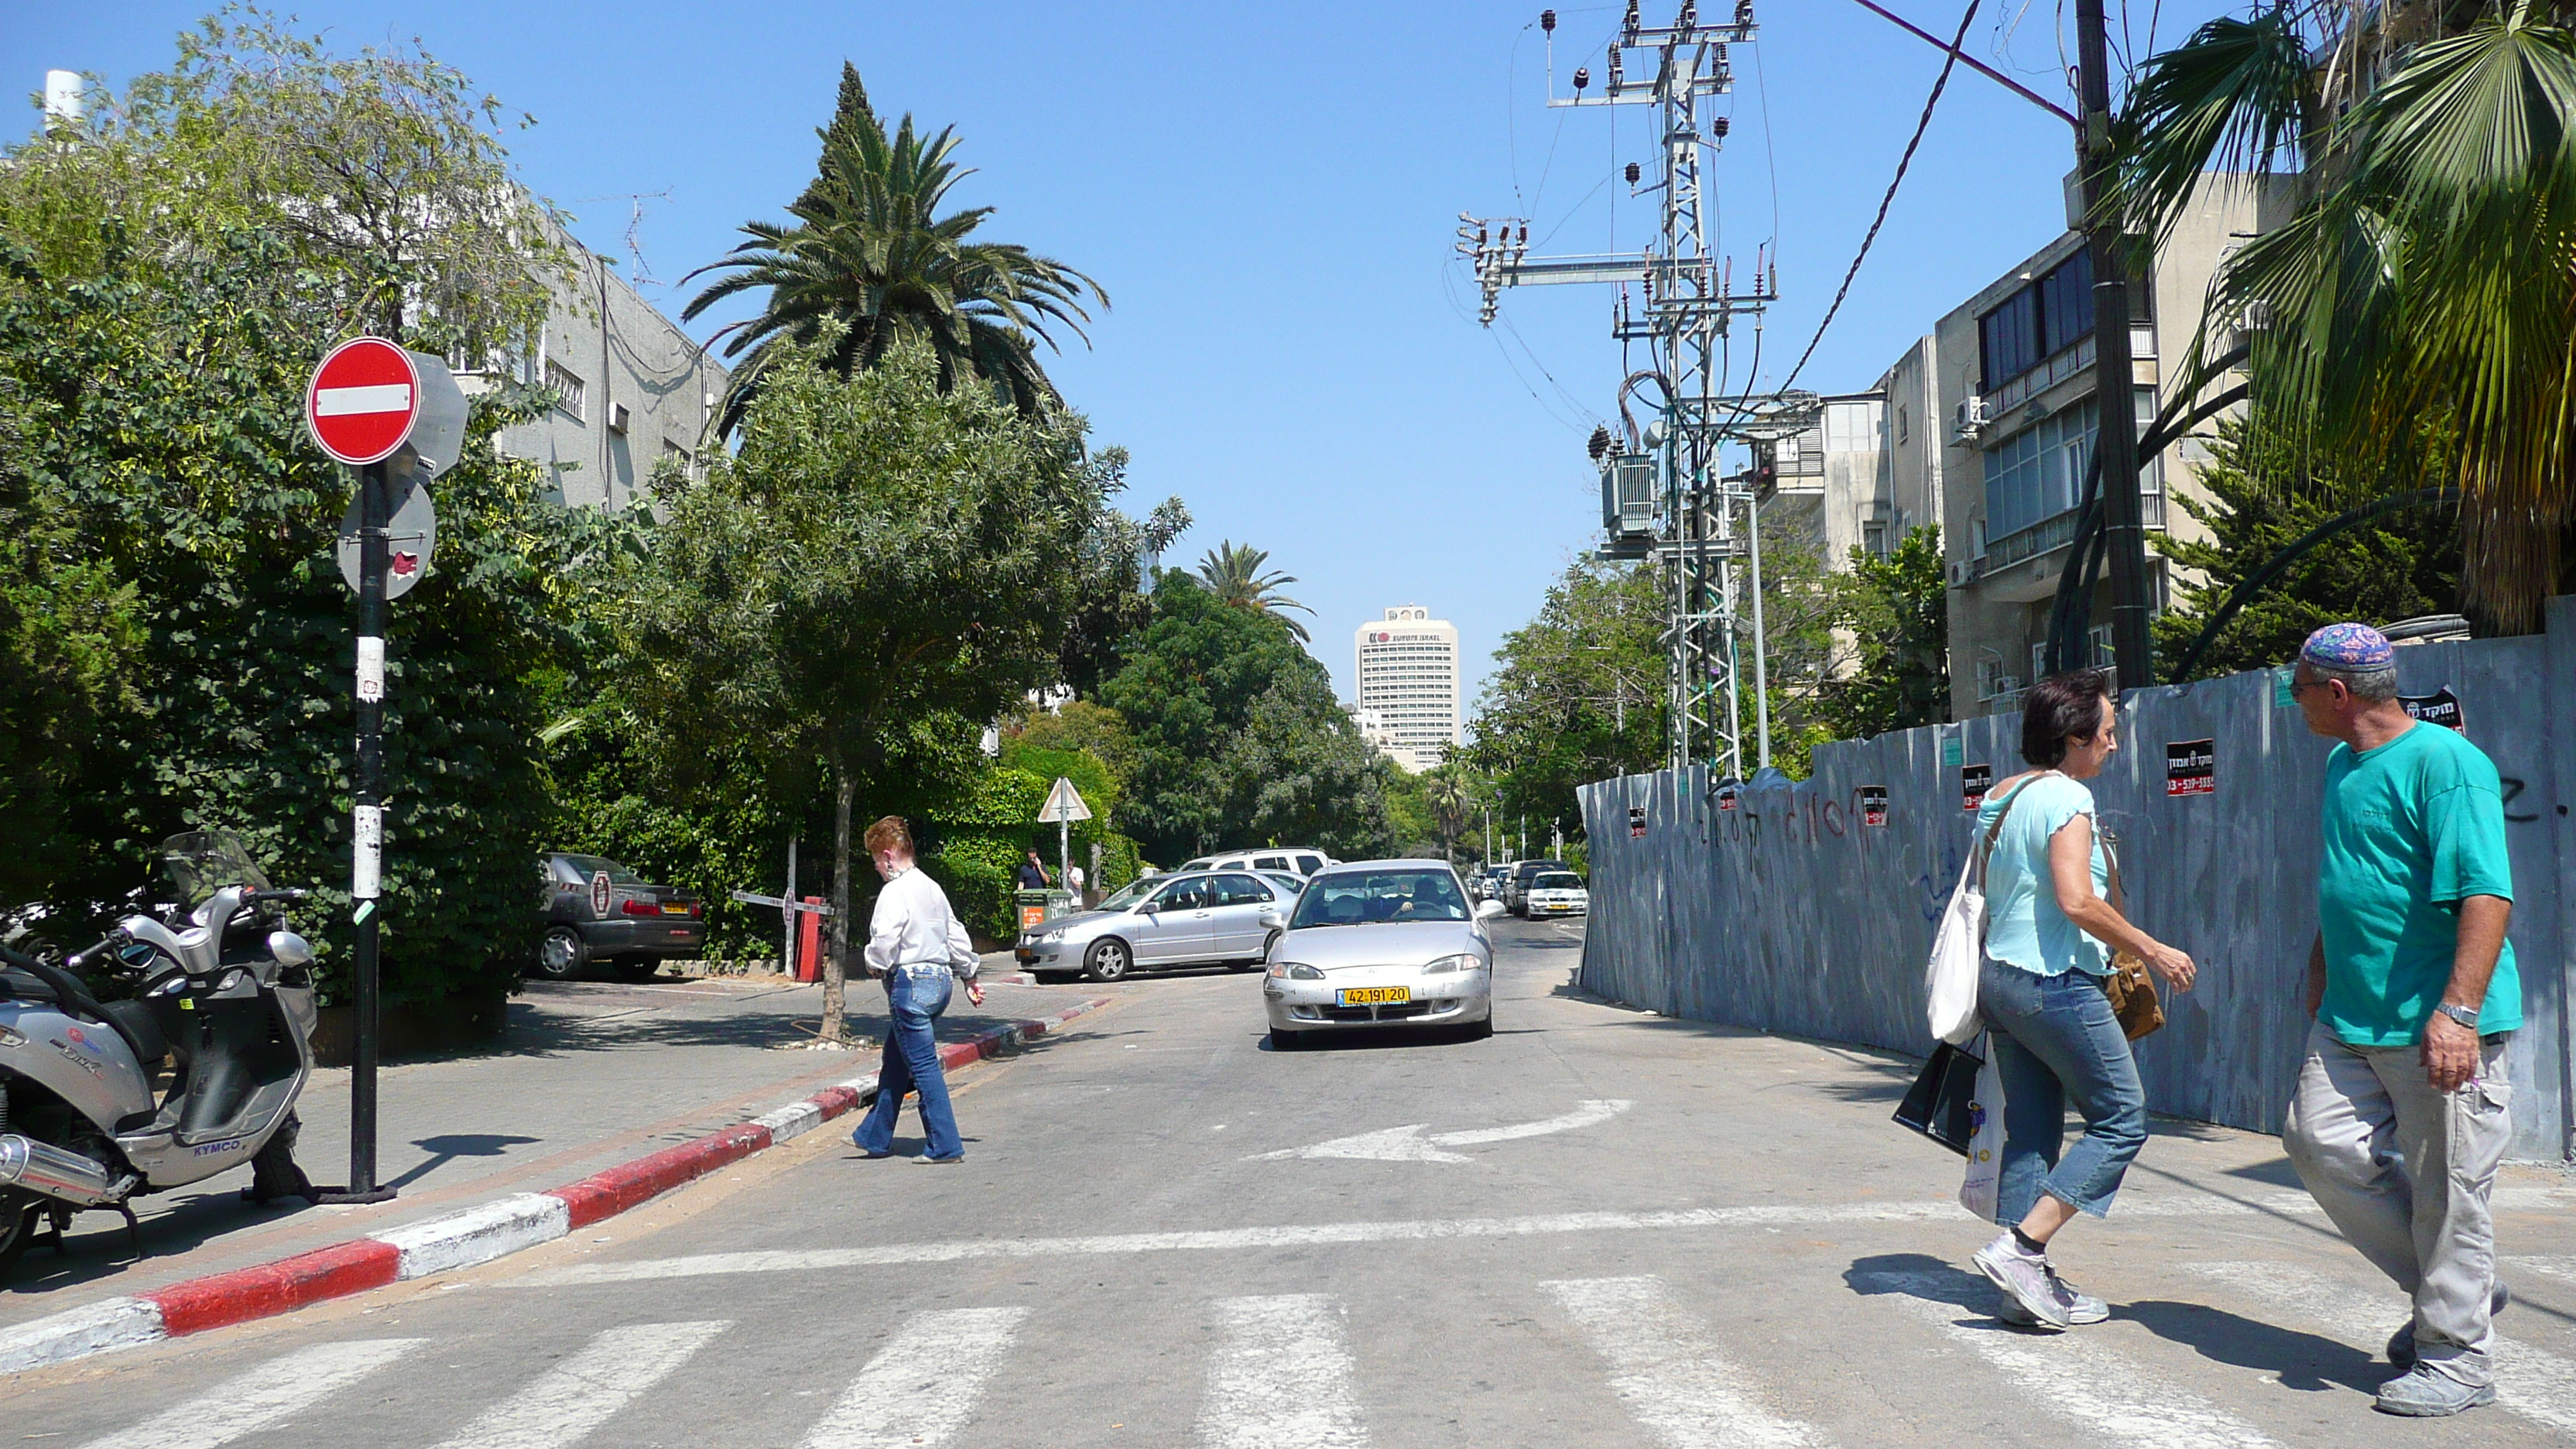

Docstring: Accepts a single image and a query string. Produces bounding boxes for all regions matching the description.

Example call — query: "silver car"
[1014,870,1292,982]
[1260,859,1507,1049]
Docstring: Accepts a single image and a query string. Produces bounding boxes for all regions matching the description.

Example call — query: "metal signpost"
[303,337,467,1204]
[1037,778,1092,890]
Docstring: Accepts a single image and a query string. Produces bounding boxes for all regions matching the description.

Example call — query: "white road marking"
[1198,1294,1368,1448]
[427,1321,729,1449]
[1266,1100,1633,1160]
[799,1307,1026,1449]
[2188,1260,2576,1433]
[1543,1276,1818,1448]
[2517,1255,2576,1287]
[77,1338,425,1449]
[1858,1271,2281,1449]
[314,382,413,416]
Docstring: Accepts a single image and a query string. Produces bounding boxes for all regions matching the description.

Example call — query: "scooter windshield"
[159,831,272,909]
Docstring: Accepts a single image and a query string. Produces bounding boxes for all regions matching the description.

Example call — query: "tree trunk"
[823,756,855,1045]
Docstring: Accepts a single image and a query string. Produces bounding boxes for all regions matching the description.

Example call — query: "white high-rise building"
[1354,606,1461,773]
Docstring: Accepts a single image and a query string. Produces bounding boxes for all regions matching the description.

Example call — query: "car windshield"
[1098,877,1158,910]
[1288,869,1471,928]
[557,855,649,886]
[1180,858,1217,872]
[1261,872,1306,896]
[1535,873,1584,890]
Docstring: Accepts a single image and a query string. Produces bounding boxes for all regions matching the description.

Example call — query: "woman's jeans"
[852,964,962,1160]
[1978,956,2148,1224]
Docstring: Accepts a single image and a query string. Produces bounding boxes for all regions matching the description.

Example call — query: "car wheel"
[1462,1016,1495,1041]
[0,1197,38,1280]
[1084,938,1132,982]
[1268,1027,1303,1052]
[536,926,590,981]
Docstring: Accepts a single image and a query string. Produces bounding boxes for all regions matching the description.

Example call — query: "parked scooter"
[0,831,319,1276]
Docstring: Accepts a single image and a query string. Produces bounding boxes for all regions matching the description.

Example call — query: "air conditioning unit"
[606,401,631,434]
[1600,453,1658,541]
[1945,560,1970,587]
[1951,396,1991,442]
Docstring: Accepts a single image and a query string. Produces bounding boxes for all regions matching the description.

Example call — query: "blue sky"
[12,2,2232,705]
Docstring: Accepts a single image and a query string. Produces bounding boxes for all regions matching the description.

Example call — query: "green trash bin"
[1014,889,1075,934]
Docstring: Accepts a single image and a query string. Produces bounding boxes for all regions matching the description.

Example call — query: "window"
[1288,869,1471,928]
[1152,879,1211,912]
[1824,400,1879,453]
[1896,406,1910,444]
[1978,286,2039,391]
[1213,874,1271,907]
[1982,400,2098,540]
[1977,251,2100,391]
[543,359,586,420]
[2037,248,2095,358]
[1863,520,1889,557]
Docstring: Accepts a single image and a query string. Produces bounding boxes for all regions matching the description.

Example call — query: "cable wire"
[1772,0,1982,399]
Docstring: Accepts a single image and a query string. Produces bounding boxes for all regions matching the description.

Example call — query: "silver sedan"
[1014,870,1291,982]
[1259,860,1506,1048]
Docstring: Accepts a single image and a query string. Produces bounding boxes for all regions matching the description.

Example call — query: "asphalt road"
[9,916,2576,1447]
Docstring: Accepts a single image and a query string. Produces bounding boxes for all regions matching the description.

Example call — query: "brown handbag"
[2101,834,2165,1041]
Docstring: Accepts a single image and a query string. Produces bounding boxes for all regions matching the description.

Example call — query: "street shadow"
[1259,1026,1494,1053]
[1843,1251,2024,1323]
[385,1133,544,1190]
[2,1184,316,1298]
[2124,1297,2382,1394]
[2221,1156,2306,1190]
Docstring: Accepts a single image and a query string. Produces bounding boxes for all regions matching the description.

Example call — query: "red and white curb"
[0,996,1110,1375]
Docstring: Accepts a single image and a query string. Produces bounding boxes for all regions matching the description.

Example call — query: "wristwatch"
[2433,1002,2482,1031]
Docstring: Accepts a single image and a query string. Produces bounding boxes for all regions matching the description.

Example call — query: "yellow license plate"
[1338,986,1411,1005]
[662,903,690,916]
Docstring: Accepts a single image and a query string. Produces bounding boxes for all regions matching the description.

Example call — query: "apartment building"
[1353,607,1461,773]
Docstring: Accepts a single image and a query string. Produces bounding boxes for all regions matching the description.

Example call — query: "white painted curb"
[379,1192,572,1279]
[0,1296,164,1375]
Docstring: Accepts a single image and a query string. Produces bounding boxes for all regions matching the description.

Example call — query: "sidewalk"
[0,956,1085,1329]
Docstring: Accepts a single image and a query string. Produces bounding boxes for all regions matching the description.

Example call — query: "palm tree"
[1423,769,1471,865]
[1197,540,1316,642]
[682,65,1106,439]
[2111,2,2576,632]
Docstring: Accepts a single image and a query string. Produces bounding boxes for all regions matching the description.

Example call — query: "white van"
[1179,846,1332,878]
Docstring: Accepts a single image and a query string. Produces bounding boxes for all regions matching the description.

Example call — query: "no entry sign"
[307,337,422,465]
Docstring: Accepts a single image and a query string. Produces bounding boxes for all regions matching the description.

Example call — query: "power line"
[1773,0,1982,399]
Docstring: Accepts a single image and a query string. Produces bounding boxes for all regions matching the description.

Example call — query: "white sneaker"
[1995,1264,2109,1326]
[1973,1233,2070,1330]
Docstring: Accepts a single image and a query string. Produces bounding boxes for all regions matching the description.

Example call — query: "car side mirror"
[1137,901,1158,915]
[1259,909,1285,930]
[1476,899,1506,920]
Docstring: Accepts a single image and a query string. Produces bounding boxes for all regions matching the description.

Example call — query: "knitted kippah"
[2300,622,2393,670]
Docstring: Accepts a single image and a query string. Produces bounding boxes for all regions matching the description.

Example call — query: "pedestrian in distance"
[851,817,985,1165]
[2279,622,2520,1418]
[1017,850,1052,889]
[1969,669,2198,1329]
[1066,860,1087,906]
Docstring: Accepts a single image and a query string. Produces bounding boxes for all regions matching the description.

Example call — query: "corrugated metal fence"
[1577,597,2576,1160]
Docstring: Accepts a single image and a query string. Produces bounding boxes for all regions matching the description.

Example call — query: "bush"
[920,854,1014,944]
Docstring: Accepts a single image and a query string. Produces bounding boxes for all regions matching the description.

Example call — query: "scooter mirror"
[267,930,314,968]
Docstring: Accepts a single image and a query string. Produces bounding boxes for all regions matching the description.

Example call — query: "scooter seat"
[98,999,166,1066]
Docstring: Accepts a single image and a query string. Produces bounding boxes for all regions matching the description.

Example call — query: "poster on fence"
[1629,804,1647,838]
[2167,738,2216,796]
[2401,687,2466,733]
[1715,780,1739,811]
[1860,786,1889,827]
[1961,765,1992,812]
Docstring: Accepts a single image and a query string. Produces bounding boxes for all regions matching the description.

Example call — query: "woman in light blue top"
[1969,670,2197,1331]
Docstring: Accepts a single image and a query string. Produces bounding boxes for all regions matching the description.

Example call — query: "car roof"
[1312,858,1459,876]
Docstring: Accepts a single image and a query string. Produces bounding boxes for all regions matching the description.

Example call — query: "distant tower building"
[1353,606,1461,772]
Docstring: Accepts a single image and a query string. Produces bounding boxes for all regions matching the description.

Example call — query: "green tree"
[618,337,1134,1041]
[2153,419,2463,678]
[683,63,1106,438]
[2112,2,2576,632]
[1195,540,1316,643]
[0,16,591,1018]
[1465,560,1665,842]
[1813,526,1951,745]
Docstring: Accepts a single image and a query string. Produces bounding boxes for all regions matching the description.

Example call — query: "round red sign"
[305,337,422,465]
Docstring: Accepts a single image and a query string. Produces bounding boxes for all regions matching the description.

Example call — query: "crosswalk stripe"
[2518,1255,2576,1287]
[2187,1260,2576,1433]
[75,1338,425,1449]
[1542,1276,1817,1449]
[1198,1293,1368,1448]
[428,1321,730,1449]
[1858,1270,2282,1449]
[798,1307,1026,1449]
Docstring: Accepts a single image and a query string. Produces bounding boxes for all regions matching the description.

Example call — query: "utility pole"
[2073,0,2153,684]
[1462,3,1801,779]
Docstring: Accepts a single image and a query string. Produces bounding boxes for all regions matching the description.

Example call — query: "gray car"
[1260,859,1507,1048]
[1013,870,1292,982]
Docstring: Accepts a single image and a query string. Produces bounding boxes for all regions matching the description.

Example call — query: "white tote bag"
[1958,1036,2006,1221]
[1923,775,2043,1046]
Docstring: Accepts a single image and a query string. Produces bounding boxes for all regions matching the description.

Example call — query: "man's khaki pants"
[2282,1020,2513,1386]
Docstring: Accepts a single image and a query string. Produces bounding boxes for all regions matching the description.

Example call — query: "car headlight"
[1423,953,1481,974]
[1267,962,1324,980]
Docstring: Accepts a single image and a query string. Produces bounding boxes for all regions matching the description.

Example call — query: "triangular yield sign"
[1037,776,1092,823]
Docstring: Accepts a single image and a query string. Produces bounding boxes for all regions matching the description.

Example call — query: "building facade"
[1868,175,2293,716]
[1353,606,1461,773]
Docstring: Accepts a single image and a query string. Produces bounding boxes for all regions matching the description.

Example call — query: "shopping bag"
[1892,1037,1985,1156]
[1958,1040,2006,1221]
[1923,849,1985,1045]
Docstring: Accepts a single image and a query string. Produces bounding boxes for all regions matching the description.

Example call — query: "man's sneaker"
[2375,1365,2496,1417]
[1996,1265,2110,1327]
[2386,1282,2511,1370]
[1973,1234,2071,1331]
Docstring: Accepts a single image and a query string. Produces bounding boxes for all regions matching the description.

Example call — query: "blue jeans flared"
[1977,956,2148,1223]
[851,964,962,1160]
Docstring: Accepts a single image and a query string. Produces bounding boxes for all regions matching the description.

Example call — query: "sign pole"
[325,458,396,1204]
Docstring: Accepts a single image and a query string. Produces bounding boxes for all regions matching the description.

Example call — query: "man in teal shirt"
[2281,623,2519,1419]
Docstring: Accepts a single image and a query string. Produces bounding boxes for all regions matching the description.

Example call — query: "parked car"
[1261,859,1507,1047]
[1178,847,1333,877]
[536,853,704,981]
[1013,870,1292,982]
[1258,872,1310,900]
[1502,859,1571,916]
[1523,870,1589,918]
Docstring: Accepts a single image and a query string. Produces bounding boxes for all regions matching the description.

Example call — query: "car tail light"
[687,901,702,918]
[619,898,659,917]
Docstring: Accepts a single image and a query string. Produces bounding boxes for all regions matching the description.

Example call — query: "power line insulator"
[1712,116,1730,139]
[1541,9,1557,34]
[1588,425,1613,461]
[1573,66,1589,91]
[1736,0,1754,26]
[1678,2,1697,33]
[1625,161,1642,185]
[1623,1,1640,36]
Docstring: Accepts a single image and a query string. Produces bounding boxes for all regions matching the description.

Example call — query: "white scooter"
[0,831,319,1276]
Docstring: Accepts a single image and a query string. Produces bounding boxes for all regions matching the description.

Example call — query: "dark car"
[1502,859,1571,916]
[536,853,704,980]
